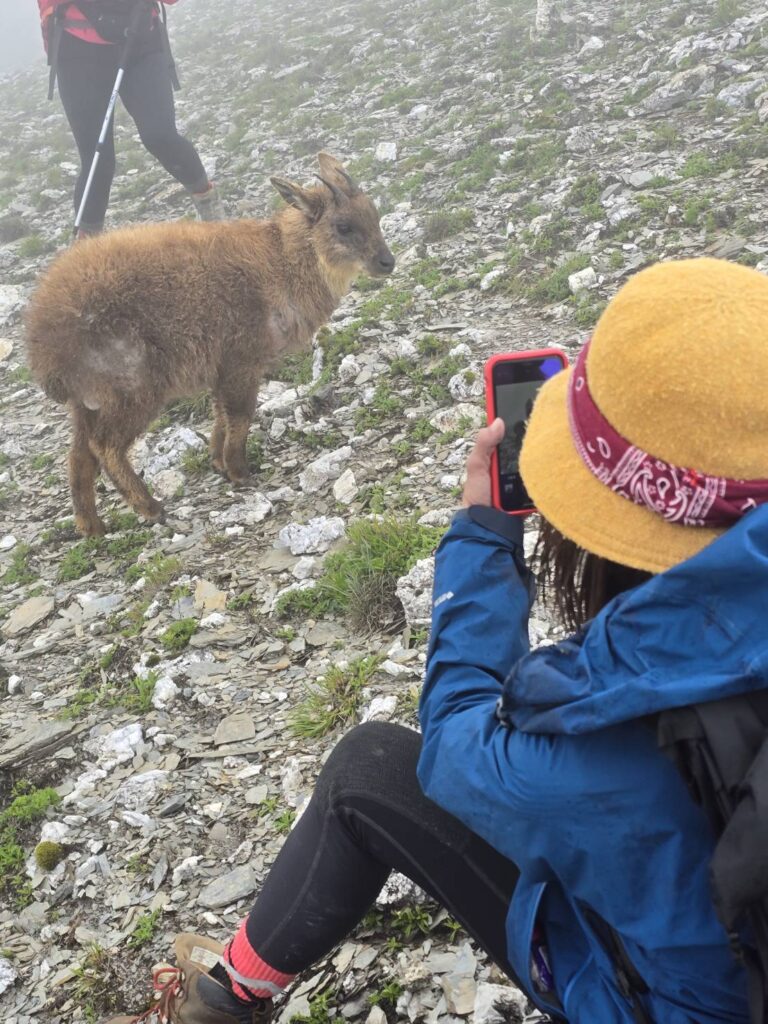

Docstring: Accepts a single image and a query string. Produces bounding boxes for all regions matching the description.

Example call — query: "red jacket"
[37,0,178,49]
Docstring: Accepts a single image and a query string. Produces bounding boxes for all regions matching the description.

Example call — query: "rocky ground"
[1,0,768,1020]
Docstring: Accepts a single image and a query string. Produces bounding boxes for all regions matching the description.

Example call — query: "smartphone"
[484,349,569,515]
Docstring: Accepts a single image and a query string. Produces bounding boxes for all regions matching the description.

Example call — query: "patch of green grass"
[712,0,745,25]
[391,905,433,939]
[369,982,403,1008]
[167,394,211,423]
[57,520,150,582]
[680,152,717,179]
[0,782,61,908]
[8,365,32,384]
[125,554,181,588]
[273,808,296,834]
[276,516,444,632]
[159,617,197,652]
[30,453,54,471]
[290,655,384,739]
[1,544,37,588]
[17,235,49,258]
[527,254,592,305]
[228,589,256,611]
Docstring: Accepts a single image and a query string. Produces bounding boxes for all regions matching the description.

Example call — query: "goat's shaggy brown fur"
[25,154,394,536]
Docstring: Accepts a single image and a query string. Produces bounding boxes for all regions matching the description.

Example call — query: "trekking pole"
[73,0,154,237]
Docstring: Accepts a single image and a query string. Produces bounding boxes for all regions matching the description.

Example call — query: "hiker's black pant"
[243,722,525,988]
[56,30,208,230]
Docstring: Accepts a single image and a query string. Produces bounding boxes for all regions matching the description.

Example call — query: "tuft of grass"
[181,447,209,477]
[34,840,65,871]
[125,554,181,588]
[68,945,130,1024]
[127,909,162,950]
[289,655,383,738]
[1,544,37,588]
[422,208,474,242]
[122,671,158,713]
[159,617,196,652]
[527,254,591,305]
[276,517,444,632]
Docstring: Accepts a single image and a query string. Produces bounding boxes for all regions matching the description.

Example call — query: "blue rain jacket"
[418,504,768,1023]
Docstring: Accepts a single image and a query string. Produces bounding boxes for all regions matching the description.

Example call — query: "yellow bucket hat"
[520,257,768,574]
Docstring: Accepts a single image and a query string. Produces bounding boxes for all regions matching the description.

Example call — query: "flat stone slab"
[3,595,55,637]
[198,865,257,908]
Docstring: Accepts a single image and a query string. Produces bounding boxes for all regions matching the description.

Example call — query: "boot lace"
[131,965,184,1022]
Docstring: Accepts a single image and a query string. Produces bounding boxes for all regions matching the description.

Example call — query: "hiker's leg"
[222,722,523,1002]
[120,48,209,193]
[56,32,118,232]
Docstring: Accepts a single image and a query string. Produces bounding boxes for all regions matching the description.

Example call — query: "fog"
[1,4,47,76]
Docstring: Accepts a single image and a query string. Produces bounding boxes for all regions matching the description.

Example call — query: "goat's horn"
[315,174,344,203]
[336,168,359,195]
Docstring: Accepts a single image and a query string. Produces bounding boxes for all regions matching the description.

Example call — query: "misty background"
[1,4,48,76]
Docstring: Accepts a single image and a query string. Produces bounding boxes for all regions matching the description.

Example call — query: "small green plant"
[290,656,383,738]
[391,905,433,939]
[127,909,162,950]
[160,617,197,652]
[527,254,592,306]
[34,840,65,871]
[125,554,181,588]
[122,671,158,713]
[68,945,124,1023]
[274,808,296,834]
[228,589,256,610]
[369,981,403,1007]
[30,453,54,471]
[290,991,342,1024]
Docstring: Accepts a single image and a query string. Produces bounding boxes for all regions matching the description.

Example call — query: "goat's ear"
[317,152,359,196]
[270,176,324,220]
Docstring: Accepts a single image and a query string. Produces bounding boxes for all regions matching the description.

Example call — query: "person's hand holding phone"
[462,418,505,507]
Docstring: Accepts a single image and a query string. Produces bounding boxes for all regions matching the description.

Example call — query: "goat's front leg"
[217,378,258,485]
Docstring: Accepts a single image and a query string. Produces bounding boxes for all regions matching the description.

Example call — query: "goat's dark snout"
[375,248,396,275]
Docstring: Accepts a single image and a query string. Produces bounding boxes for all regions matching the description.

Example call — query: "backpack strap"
[46,4,67,100]
[156,2,180,91]
[581,907,654,1024]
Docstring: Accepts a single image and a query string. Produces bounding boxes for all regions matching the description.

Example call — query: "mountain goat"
[25,153,394,536]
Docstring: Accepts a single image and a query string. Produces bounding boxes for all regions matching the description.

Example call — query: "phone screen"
[493,355,565,512]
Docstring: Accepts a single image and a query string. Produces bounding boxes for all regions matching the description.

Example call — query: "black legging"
[243,722,525,988]
[56,29,208,231]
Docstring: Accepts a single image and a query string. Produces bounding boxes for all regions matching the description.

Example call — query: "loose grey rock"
[214,711,256,746]
[198,865,258,908]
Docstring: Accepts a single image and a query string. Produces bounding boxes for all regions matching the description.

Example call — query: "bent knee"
[317,722,421,802]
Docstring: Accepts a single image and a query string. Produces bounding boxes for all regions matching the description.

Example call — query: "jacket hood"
[499,504,768,735]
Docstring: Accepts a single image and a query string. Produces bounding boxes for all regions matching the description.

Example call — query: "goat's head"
[271,153,395,282]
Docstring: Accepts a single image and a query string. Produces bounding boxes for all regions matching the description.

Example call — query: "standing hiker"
[38,0,224,237]
[102,257,765,1024]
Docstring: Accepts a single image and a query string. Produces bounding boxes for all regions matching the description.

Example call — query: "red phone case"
[484,348,569,516]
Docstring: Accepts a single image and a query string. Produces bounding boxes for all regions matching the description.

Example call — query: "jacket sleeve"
[417,508,566,854]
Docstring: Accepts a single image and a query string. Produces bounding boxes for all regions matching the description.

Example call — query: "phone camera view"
[494,356,564,512]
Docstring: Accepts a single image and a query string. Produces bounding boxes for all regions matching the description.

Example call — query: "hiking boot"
[191,183,226,221]
[100,933,273,1024]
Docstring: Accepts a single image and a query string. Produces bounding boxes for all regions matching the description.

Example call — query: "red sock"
[223,920,296,1002]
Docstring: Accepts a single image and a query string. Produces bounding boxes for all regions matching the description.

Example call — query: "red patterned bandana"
[567,340,768,527]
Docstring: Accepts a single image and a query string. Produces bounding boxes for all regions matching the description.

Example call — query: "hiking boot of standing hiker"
[191,183,225,221]
[100,933,273,1024]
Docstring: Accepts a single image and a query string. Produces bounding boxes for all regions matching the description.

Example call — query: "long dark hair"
[535,519,652,632]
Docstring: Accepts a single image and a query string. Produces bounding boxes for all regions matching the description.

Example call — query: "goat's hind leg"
[216,377,258,485]
[90,405,165,524]
[69,404,106,537]
[210,398,227,476]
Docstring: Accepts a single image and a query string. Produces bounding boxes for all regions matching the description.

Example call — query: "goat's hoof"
[211,457,226,476]
[76,515,107,538]
[227,469,252,488]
